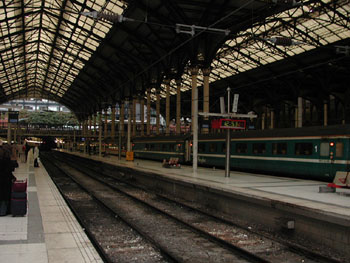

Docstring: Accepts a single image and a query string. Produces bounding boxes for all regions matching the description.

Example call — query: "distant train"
[132,125,350,182]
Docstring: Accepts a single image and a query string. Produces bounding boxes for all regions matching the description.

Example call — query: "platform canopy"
[0,0,349,119]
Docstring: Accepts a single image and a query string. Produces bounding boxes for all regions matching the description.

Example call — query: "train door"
[319,139,345,178]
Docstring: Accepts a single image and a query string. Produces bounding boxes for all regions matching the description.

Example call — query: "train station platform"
[0,159,103,262]
[56,149,350,260]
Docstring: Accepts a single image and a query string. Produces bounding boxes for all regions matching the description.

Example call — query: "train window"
[295,143,313,156]
[252,143,266,154]
[209,143,217,152]
[162,144,167,151]
[150,144,155,150]
[236,143,247,154]
[199,143,205,153]
[336,142,344,157]
[155,144,161,151]
[145,144,149,151]
[320,143,329,156]
[222,143,226,153]
[272,143,287,155]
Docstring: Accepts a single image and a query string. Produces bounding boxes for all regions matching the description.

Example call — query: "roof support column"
[156,89,160,135]
[88,116,92,137]
[7,122,11,145]
[270,109,274,129]
[104,109,108,138]
[83,120,87,154]
[324,101,328,126]
[190,66,199,134]
[118,103,122,160]
[165,79,171,135]
[176,79,181,135]
[127,99,132,152]
[93,114,97,136]
[132,97,137,137]
[120,101,125,138]
[147,88,151,136]
[140,97,145,136]
[111,105,116,140]
[202,68,210,134]
[261,111,265,130]
[297,97,303,128]
[98,111,102,157]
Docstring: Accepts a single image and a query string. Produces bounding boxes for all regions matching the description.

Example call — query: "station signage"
[211,119,246,130]
[8,110,19,123]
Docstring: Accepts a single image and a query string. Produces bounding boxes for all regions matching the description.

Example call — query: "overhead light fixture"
[81,11,135,23]
[265,36,303,46]
[175,24,230,37]
[335,46,350,56]
[270,0,302,6]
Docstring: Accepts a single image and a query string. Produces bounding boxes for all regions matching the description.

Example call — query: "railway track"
[41,151,342,263]
[41,154,169,263]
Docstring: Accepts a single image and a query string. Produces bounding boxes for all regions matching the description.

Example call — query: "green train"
[132,125,350,182]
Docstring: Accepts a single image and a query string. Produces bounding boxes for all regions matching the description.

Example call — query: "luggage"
[0,201,8,216]
[11,179,27,216]
[12,180,27,192]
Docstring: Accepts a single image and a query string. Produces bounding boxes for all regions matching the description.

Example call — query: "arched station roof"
[0,0,349,120]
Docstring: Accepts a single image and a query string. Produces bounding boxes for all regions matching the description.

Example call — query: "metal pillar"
[104,109,108,138]
[111,105,116,140]
[132,98,137,137]
[118,103,122,160]
[140,98,145,136]
[156,89,160,135]
[225,88,231,178]
[88,116,92,136]
[147,88,151,136]
[127,99,132,152]
[324,101,328,126]
[297,97,303,128]
[120,102,125,138]
[202,68,210,134]
[176,79,181,135]
[191,67,199,133]
[83,120,86,154]
[98,112,102,157]
[261,113,265,130]
[73,130,76,151]
[165,79,171,135]
[193,86,198,173]
[270,109,274,129]
[7,122,11,144]
[93,114,97,136]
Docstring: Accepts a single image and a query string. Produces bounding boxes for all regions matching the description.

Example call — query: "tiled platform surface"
[0,160,103,263]
[62,149,350,216]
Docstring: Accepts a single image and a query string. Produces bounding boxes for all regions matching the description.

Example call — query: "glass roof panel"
[210,0,350,84]
[0,0,127,100]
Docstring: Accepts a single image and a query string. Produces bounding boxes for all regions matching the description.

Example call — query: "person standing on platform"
[0,140,16,216]
[10,143,18,171]
[18,142,25,163]
[34,145,39,167]
[25,141,31,162]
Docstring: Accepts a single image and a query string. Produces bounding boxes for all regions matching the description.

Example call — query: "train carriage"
[133,135,189,163]
[132,125,350,182]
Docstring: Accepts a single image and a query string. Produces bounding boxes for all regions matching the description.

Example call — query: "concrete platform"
[58,149,350,260]
[0,159,103,263]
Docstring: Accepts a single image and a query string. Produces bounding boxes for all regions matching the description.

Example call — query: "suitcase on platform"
[11,180,27,216]
[11,197,27,216]
[12,179,27,192]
